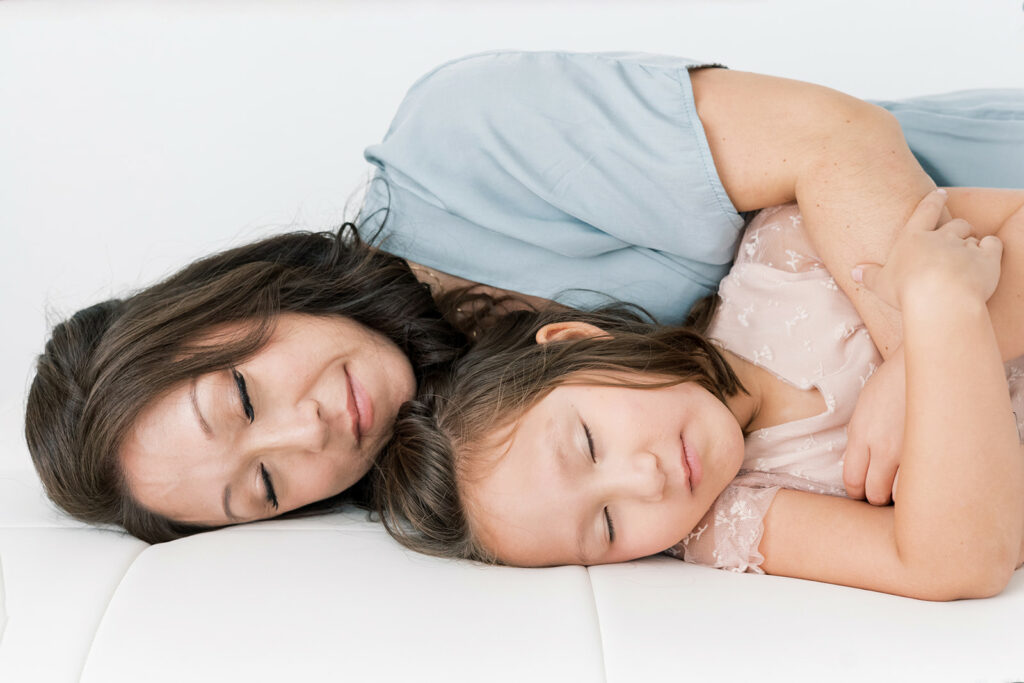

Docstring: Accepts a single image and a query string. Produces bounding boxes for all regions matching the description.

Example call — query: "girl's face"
[120,313,416,526]
[464,375,746,567]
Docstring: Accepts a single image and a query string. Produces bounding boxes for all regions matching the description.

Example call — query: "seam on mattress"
[584,567,609,683]
[75,542,150,683]
[0,554,7,649]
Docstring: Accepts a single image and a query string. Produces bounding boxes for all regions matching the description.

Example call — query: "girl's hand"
[843,352,905,505]
[852,190,1003,310]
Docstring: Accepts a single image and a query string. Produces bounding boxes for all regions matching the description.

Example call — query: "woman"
[25,228,466,541]
[25,50,1024,542]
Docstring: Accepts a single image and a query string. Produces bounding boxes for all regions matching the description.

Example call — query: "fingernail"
[851,266,863,283]
[935,188,947,196]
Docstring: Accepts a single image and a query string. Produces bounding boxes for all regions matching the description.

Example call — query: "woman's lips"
[681,435,703,491]
[342,367,361,443]
[348,369,374,442]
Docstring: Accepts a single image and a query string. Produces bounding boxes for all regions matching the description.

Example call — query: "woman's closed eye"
[232,369,255,423]
[582,420,615,543]
[583,422,596,462]
[260,463,279,511]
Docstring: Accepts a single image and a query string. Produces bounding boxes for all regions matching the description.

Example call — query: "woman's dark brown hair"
[25,223,466,543]
[372,297,742,563]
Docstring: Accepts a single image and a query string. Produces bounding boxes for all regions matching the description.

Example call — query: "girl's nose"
[606,451,665,502]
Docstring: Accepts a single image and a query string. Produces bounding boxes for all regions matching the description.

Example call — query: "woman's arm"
[759,193,1024,599]
[691,68,1024,359]
[692,68,933,357]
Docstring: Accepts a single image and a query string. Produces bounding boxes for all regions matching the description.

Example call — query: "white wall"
[2,0,1022,470]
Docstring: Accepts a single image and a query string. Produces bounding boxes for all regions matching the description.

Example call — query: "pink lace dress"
[667,203,1024,573]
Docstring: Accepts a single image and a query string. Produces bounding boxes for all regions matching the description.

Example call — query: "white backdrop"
[2,0,1023,472]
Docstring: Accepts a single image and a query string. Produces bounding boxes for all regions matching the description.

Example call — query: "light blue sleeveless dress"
[361,51,1024,324]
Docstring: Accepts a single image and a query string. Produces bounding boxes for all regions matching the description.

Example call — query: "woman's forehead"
[119,378,232,520]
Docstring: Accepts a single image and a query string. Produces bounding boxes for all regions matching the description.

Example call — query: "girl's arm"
[843,198,1024,503]
[691,68,1024,359]
[757,192,1024,600]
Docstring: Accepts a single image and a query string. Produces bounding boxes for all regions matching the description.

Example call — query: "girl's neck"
[721,349,763,434]
[720,348,831,435]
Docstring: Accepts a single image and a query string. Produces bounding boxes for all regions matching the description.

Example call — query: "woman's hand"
[852,190,1003,310]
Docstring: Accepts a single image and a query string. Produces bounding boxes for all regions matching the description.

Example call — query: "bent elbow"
[917,560,1016,602]
[972,554,1018,598]
[852,102,905,150]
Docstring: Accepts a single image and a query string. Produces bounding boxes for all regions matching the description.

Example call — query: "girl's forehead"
[457,418,521,486]
[459,409,573,566]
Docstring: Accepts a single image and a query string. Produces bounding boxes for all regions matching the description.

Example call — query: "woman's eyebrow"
[189,379,213,439]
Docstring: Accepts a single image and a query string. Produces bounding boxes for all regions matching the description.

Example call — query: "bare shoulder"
[687,68,885,214]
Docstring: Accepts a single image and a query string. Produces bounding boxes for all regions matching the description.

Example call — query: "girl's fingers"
[939,218,973,239]
[864,458,899,507]
[979,234,1003,254]
[842,444,869,500]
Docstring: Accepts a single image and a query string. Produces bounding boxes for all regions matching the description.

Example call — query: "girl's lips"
[348,369,374,442]
[682,435,703,490]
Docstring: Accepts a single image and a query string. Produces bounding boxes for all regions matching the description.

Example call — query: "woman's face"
[120,313,416,526]
[463,375,745,567]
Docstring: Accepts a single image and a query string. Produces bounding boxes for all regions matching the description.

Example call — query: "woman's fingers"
[906,188,950,233]
[851,261,882,289]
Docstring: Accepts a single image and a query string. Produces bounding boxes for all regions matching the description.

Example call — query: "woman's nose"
[258,399,328,453]
[604,451,665,502]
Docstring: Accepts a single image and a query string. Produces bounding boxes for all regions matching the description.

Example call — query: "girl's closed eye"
[232,369,255,423]
[582,420,615,543]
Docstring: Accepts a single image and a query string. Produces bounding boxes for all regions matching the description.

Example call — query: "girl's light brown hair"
[372,297,742,562]
[25,223,466,543]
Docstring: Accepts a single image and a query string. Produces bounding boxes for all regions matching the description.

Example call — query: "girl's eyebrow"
[575,527,590,565]
[222,485,241,522]
[562,407,593,565]
[189,379,213,439]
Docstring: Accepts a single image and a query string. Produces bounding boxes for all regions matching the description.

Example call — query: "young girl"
[374,190,1024,600]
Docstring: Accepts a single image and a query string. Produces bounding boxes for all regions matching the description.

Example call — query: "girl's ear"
[534,321,609,345]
